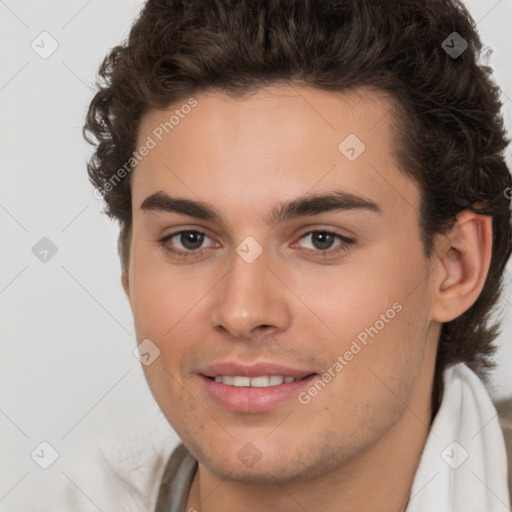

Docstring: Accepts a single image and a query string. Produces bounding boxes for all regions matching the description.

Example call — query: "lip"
[197,361,317,413]
[198,361,314,379]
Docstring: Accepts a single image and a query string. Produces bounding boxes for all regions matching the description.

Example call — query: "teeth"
[250,376,270,387]
[213,375,298,387]
[233,376,251,387]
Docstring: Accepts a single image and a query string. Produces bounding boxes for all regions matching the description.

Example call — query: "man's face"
[123,85,439,482]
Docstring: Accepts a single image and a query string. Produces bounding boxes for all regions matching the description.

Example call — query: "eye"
[158,228,354,260]
[158,230,217,259]
[293,230,354,256]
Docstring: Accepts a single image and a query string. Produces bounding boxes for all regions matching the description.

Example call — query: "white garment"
[406,363,510,511]
[26,402,179,512]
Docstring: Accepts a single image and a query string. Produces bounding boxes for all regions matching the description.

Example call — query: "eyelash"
[157,229,355,260]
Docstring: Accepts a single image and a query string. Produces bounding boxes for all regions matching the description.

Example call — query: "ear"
[121,272,130,299]
[430,210,493,323]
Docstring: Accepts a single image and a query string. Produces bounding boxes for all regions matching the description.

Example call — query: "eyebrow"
[139,190,383,225]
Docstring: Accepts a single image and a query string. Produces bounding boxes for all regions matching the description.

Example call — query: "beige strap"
[154,443,198,512]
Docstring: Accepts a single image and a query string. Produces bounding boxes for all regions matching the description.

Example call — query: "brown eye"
[158,230,215,259]
[309,232,336,250]
[178,231,205,250]
[296,230,353,254]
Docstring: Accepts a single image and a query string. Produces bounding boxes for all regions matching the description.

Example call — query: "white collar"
[406,363,510,511]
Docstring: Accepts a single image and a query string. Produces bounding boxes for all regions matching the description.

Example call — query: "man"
[83,0,512,510]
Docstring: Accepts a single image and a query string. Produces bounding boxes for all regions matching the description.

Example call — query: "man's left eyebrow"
[139,190,383,225]
[265,190,383,224]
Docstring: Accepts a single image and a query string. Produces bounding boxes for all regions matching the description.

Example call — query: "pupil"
[181,232,204,250]
[313,232,334,250]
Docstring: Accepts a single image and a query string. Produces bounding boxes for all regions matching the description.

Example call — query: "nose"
[211,248,292,340]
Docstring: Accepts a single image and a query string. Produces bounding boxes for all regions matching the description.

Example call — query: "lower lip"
[199,374,318,413]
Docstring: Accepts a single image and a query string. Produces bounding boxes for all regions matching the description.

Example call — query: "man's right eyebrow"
[140,192,224,222]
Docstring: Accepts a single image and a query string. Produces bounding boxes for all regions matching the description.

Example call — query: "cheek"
[292,245,430,396]
[129,258,210,339]
[287,250,422,343]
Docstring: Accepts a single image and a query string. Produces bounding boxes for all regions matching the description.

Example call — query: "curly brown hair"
[83,0,511,412]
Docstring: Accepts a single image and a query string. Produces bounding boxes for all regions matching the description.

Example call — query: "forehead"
[131,85,420,228]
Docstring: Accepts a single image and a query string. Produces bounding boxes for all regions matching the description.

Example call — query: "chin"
[203,454,308,484]
[190,434,355,485]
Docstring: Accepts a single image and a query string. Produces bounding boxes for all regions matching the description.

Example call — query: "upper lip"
[198,361,316,379]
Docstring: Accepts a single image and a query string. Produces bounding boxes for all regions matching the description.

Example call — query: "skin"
[121,85,492,511]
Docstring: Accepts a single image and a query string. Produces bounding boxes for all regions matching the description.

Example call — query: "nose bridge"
[212,245,290,338]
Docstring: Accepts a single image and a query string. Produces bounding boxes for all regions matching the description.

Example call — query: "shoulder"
[494,397,512,501]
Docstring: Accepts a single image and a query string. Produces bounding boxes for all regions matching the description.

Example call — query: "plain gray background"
[1,0,511,510]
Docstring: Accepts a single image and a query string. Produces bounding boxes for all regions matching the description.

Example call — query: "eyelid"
[294,226,354,242]
[159,225,216,242]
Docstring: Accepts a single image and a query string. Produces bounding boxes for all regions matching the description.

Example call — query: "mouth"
[198,364,319,413]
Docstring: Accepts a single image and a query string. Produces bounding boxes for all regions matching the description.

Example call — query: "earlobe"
[431,211,492,323]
